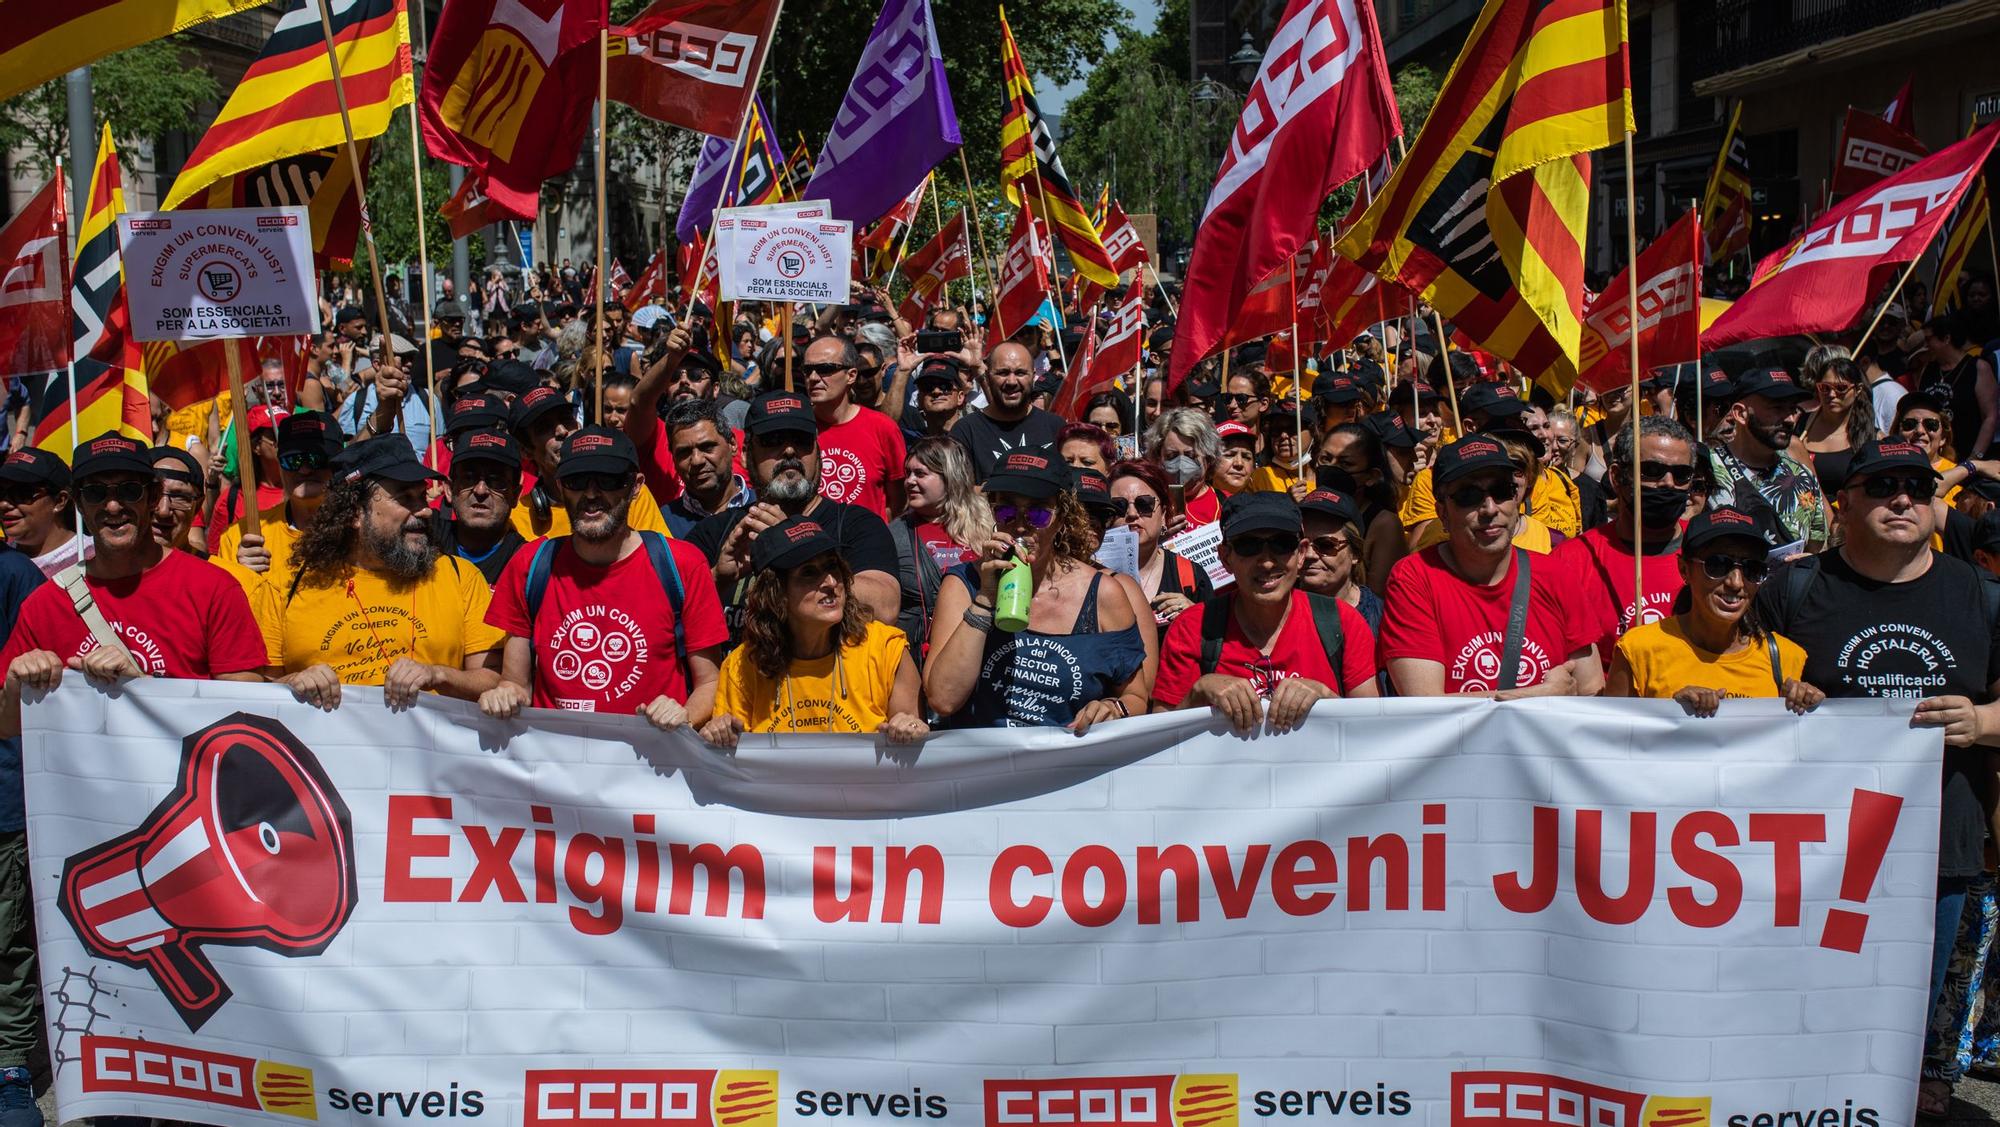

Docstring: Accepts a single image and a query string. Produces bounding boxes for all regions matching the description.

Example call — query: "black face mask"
[1638,484,1691,528]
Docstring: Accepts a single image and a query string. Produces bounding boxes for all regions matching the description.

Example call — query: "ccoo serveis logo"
[985,1075,1238,1127]
[1451,1072,1709,1127]
[81,1035,317,1119]
[525,1069,778,1127]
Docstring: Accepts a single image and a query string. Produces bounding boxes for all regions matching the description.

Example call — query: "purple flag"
[676,96,785,242]
[804,0,960,227]
[676,134,735,243]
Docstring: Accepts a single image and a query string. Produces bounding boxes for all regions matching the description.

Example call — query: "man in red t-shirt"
[1154,492,1378,731]
[622,324,749,505]
[1378,435,1602,696]
[802,334,906,519]
[1555,415,1700,659]
[483,426,728,725]
[0,432,266,737]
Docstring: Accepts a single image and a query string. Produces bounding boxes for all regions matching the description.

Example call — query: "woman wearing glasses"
[1294,489,1382,632]
[925,445,1154,734]
[1378,436,1603,697]
[1108,460,1212,623]
[1605,506,1822,716]
[1800,349,1875,458]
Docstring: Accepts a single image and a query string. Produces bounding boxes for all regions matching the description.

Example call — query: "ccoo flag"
[1705,123,2000,348]
[607,0,781,136]
[806,0,960,228]
[895,210,971,325]
[0,176,72,380]
[1574,207,1701,394]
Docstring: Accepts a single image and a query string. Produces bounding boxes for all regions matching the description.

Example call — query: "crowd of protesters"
[0,267,1995,1121]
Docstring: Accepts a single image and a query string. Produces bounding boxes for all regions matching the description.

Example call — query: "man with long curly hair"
[252,436,506,711]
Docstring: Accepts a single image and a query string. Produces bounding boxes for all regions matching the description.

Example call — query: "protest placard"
[716,200,853,304]
[117,207,318,341]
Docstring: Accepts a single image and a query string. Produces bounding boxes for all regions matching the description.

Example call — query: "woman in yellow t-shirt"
[1606,506,1824,717]
[699,516,927,746]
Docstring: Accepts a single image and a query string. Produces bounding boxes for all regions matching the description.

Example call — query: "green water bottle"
[994,555,1033,633]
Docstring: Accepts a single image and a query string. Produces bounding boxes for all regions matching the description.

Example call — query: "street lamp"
[1228,31,1262,86]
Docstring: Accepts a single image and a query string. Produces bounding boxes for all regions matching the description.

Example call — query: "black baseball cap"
[1681,506,1771,554]
[557,426,640,480]
[1221,491,1301,539]
[1460,381,1528,418]
[751,515,840,572]
[485,359,541,396]
[446,392,511,435]
[1433,434,1516,487]
[745,389,818,439]
[1360,411,1419,449]
[451,429,523,470]
[0,448,70,491]
[1184,376,1220,400]
[1963,473,2000,504]
[278,412,344,460]
[152,446,203,485]
[1072,466,1117,518]
[984,444,1070,500]
[1312,374,1364,404]
[913,357,963,387]
[511,385,574,433]
[1975,511,2000,555]
[331,434,444,485]
[1401,381,1444,404]
[1840,438,1939,488]
[1697,367,1738,401]
[72,432,154,481]
[1735,367,1812,402]
[1299,488,1362,528]
[1266,401,1318,431]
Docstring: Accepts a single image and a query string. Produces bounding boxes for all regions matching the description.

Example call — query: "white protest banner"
[717,199,852,304]
[27,679,1938,1127]
[117,207,318,341]
[1164,519,1233,589]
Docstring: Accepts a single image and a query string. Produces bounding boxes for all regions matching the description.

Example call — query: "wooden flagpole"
[682,0,786,325]
[1622,132,1645,630]
[958,149,999,312]
[1027,167,1071,372]
[404,99,437,460]
[593,27,610,423]
[1289,256,1304,481]
[313,0,394,385]
[1690,198,1704,442]
[1855,255,1934,354]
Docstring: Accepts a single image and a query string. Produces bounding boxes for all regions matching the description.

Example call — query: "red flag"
[1219,243,1316,350]
[1318,256,1404,351]
[1831,108,1928,198]
[896,211,970,325]
[625,249,669,312]
[862,180,927,252]
[1883,78,1915,134]
[1077,201,1150,309]
[440,172,495,240]
[421,0,604,221]
[0,176,70,379]
[990,208,1051,345]
[1575,208,1701,394]
[1706,123,2000,349]
[1170,0,1401,388]
[609,258,634,297]
[607,0,779,136]
[677,233,718,311]
[1052,275,1146,421]
[1050,318,1098,420]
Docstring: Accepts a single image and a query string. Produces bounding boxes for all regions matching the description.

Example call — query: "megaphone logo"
[58,713,356,1031]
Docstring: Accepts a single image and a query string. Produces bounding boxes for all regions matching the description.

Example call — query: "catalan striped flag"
[161,0,413,211]
[0,0,267,102]
[30,127,149,459]
[1335,0,1631,393]
[1700,101,1752,266]
[998,7,1118,287]
[1933,175,1990,318]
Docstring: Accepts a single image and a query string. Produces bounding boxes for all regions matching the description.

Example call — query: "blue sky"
[1042,0,1161,117]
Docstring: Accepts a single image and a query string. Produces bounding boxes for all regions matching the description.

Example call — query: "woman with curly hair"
[699,515,927,748]
[924,444,1156,733]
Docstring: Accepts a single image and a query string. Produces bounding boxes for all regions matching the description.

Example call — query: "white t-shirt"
[1871,374,1907,436]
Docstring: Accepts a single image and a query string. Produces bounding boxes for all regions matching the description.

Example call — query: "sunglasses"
[1445,479,1521,508]
[1114,496,1160,517]
[1899,417,1943,434]
[1700,554,1770,583]
[1227,532,1300,557]
[562,471,636,494]
[1638,460,1696,486]
[1302,534,1351,556]
[1854,473,1934,501]
[0,486,48,507]
[800,363,851,377]
[278,449,329,472]
[1817,381,1857,394]
[451,466,521,491]
[1220,393,1256,406]
[992,503,1056,528]
[78,480,148,506]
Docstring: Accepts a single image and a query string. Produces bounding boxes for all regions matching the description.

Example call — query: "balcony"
[1699,0,1961,79]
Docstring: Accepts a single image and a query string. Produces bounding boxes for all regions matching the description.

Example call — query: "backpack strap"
[1304,593,1346,694]
[1773,552,1824,637]
[1499,547,1532,692]
[1173,552,1197,594]
[522,537,563,670]
[1198,597,1229,675]
[53,565,141,671]
[637,531,688,677]
[1766,633,1784,694]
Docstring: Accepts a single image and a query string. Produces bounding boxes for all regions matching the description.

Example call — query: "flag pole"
[313,0,394,382]
[958,149,999,312]
[1690,198,1703,442]
[682,0,786,325]
[1289,256,1304,483]
[222,344,263,541]
[61,160,84,547]
[1622,131,1645,632]
[403,99,437,462]
[928,174,950,306]
[593,26,610,424]
[1393,133,1461,435]
[1855,254,1933,354]
[1028,173,1072,375]
[887,175,935,284]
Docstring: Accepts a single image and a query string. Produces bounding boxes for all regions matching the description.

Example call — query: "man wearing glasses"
[481,427,728,723]
[211,413,343,591]
[949,341,1063,483]
[434,430,528,585]
[1556,416,1704,662]
[1153,492,1378,732]
[150,447,207,557]
[1705,367,1827,552]
[0,448,82,578]
[1379,436,1602,697]
[801,334,906,519]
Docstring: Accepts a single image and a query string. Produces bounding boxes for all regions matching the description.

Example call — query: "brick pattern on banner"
[22,680,1940,1127]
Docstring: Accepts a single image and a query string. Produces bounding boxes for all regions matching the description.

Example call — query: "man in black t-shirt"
[950,341,1063,482]
[1757,439,2000,1078]
[686,390,899,644]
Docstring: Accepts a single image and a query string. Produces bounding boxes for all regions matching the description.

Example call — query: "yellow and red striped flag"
[161,0,413,211]
[1336,0,1632,395]
[998,7,1118,287]
[0,0,266,102]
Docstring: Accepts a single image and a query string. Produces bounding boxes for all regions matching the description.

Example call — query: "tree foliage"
[0,36,219,178]
[360,110,459,274]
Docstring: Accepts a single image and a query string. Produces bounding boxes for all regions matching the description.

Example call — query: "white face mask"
[1164,455,1202,485]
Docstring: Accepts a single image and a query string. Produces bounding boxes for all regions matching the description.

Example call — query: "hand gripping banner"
[25,679,1938,1127]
